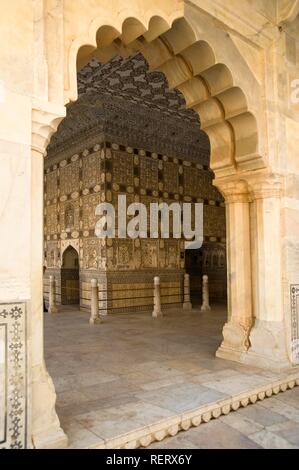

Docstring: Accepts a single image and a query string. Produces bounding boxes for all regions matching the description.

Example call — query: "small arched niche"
[61,246,80,305]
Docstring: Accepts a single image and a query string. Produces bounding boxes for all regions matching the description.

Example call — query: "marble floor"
[149,387,299,449]
[44,305,299,449]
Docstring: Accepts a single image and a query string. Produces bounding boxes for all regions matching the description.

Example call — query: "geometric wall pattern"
[0,303,27,449]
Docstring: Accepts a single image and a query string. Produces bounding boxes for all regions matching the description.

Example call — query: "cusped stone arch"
[63,8,267,180]
[60,241,80,263]
[62,245,79,266]
[65,1,183,101]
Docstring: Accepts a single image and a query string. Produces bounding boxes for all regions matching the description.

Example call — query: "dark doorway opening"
[185,243,227,307]
[61,246,80,305]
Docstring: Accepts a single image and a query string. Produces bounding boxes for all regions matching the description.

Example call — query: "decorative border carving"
[0,303,27,449]
[290,285,299,365]
[89,374,299,449]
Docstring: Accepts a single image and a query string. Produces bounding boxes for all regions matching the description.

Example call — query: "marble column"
[183,273,192,310]
[89,279,101,325]
[48,275,58,314]
[152,276,162,318]
[201,275,211,311]
[244,176,290,369]
[216,181,254,362]
[30,102,67,449]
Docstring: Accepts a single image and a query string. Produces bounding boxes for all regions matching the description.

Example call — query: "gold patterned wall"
[44,137,226,313]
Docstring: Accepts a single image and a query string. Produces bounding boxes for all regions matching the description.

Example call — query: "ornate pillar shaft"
[183,273,192,310]
[30,101,67,448]
[245,176,290,369]
[216,181,253,361]
[152,276,162,318]
[48,275,58,314]
[89,279,101,325]
[201,275,211,311]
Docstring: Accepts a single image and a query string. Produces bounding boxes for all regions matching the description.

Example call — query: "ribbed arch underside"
[66,14,265,177]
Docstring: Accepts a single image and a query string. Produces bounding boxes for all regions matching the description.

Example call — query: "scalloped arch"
[64,10,266,177]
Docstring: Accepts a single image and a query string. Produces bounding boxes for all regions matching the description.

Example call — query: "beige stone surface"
[1,0,299,448]
[45,305,299,449]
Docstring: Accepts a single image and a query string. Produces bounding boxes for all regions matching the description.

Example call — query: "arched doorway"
[185,243,227,307]
[61,246,80,305]
[30,1,287,450]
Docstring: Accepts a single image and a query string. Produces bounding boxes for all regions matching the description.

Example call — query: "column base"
[201,305,211,312]
[89,317,102,325]
[243,319,291,371]
[48,306,58,314]
[152,310,163,318]
[31,364,68,449]
[32,425,68,449]
[216,321,250,362]
[183,302,192,310]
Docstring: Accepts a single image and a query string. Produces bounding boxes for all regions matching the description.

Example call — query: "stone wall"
[44,134,226,313]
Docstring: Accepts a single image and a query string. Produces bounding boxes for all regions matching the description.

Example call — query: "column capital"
[248,174,283,200]
[32,99,66,155]
[213,179,251,204]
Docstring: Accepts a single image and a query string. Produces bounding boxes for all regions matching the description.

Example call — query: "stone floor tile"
[178,420,261,449]
[75,401,176,440]
[259,398,299,423]
[203,373,271,395]
[136,383,228,413]
[238,403,288,427]
[63,420,104,449]
[267,421,299,446]
[219,411,264,436]
[248,430,297,449]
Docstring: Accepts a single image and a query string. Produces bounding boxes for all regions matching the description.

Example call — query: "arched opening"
[44,50,227,315]
[43,49,230,449]
[61,246,80,305]
[185,242,227,307]
[35,6,271,450]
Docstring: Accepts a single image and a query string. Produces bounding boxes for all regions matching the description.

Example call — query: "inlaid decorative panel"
[140,157,158,190]
[164,240,180,269]
[112,151,134,186]
[163,162,179,193]
[60,200,80,233]
[60,161,80,196]
[184,167,201,197]
[116,239,134,269]
[82,152,101,189]
[46,241,59,268]
[46,170,57,201]
[46,204,58,236]
[82,238,99,269]
[141,240,158,268]
[82,193,102,231]
[0,303,27,449]
[290,285,299,365]
[204,206,226,238]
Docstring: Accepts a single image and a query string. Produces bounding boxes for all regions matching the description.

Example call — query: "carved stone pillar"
[216,181,254,362]
[201,275,211,311]
[89,279,101,325]
[244,176,290,369]
[183,273,192,310]
[152,276,162,318]
[30,101,67,448]
[48,275,58,314]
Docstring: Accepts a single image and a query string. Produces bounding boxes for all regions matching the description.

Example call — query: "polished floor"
[44,305,299,449]
[149,387,299,449]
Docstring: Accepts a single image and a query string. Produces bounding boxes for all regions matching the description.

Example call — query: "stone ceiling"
[47,53,210,164]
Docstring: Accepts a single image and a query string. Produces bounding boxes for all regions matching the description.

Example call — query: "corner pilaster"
[244,174,291,370]
[30,100,67,448]
[215,180,254,362]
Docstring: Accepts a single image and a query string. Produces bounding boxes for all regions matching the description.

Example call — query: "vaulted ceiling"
[47,53,210,164]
